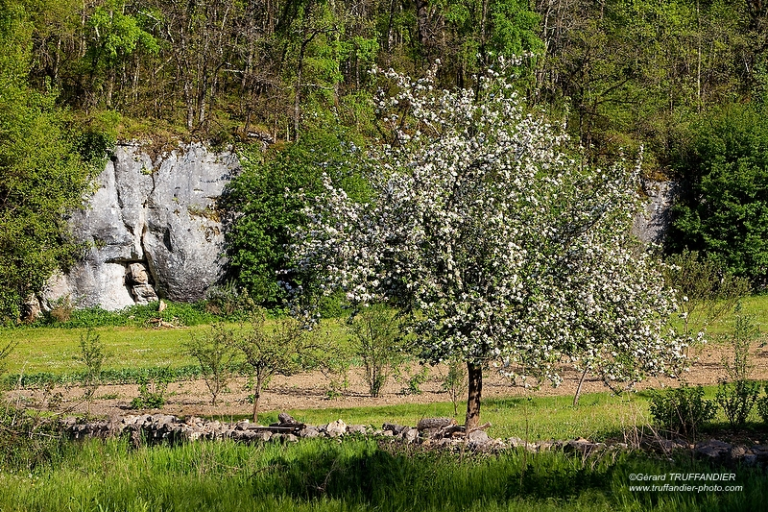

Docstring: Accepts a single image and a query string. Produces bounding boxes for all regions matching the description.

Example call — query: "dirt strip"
[8,344,768,418]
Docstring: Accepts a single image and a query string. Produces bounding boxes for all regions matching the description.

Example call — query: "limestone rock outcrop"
[46,142,240,310]
[632,178,676,244]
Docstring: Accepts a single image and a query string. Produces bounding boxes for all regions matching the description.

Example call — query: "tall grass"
[0,436,765,512]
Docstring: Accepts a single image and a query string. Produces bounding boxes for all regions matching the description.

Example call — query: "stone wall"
[45,142,240,310]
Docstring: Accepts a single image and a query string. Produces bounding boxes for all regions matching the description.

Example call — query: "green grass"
[0,436,766,512]
[3,293,768,384]
[236,392,651,441]
[679,294,768,340]
[0,319,351,380]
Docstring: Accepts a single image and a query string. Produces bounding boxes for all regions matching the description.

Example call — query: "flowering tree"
[291,66,688,429]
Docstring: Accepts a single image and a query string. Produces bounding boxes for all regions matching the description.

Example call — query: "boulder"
[45,143,240,310]
[325,419,347,437]
[632,178,675,244]
[128,263,150,284]
[695,439,732,460]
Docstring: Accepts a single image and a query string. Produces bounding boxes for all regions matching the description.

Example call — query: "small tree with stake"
[233,309,326,423]
[291,63,689,430]
[185,324,238,407]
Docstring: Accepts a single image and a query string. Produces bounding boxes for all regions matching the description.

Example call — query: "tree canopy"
[0,2,93,322]
[291,67,688,428]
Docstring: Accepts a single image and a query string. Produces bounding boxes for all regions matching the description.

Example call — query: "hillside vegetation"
[3,0,768,317]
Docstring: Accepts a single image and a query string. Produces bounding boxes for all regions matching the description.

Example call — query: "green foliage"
[648,384,717,437]
[37,300,242,328]
[670,103,768,283]
[204,283,257,320]
[716,380,761,428]
[223,132,368,306]
[0,338,17,392]
[721,303,759,382]
[0,3,92,323]
[129,367,172,410]
[184,323,239,406]
[228,308,327,421]
[716,304,761,427]
[441,359,468,416]
[757,389,768,425]
[663,250,750,339]
[2,364,208,389]
[83,0,159,108]
[75,327,107,400]
[395,365,430,397]
[0,406,63,471]
[347,305,407,397]
[2,436,768,511]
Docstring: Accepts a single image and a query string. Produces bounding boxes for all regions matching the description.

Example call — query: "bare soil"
[9,344,768,419]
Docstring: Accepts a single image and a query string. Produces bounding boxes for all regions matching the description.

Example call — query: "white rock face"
[45,143,240,310]
[632,178,675,244]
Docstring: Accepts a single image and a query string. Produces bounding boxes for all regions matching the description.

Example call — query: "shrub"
[715,304,761,427]
[348,305,407,397]
[129,367,172,410]
[663,250,749,340]
[75,328,107,400]
[441,359,468,416]
[396,365,430,396]
[0,339,17,395]
[717,380,761,427]
[46,296,74,324]
[669,102,768,284]
[230,309,328,422]
[184,324,238,406]
[757,390,768,424]
[648,385,717,437]
[205,284,256,320]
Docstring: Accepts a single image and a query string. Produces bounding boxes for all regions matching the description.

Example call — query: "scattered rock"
[564,438,602,456]
[467,429,490,444]
[730,445,747,459]
[58,414,768,468]
[402,428,420,443]
[695,439,733,460]
[416,417,457,431]
[382,423,408,435]
[299,426,320,438]
[346,425,367,435]
[325,419,347,437]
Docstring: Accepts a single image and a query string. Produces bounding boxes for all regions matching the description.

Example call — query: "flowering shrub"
[290,64,688,427]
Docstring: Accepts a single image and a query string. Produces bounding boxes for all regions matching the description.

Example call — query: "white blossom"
[290,67,688,403]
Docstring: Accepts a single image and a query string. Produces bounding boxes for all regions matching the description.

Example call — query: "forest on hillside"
[3,0,768,318]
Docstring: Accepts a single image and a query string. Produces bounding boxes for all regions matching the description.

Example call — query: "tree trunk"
[415,0,430,54]
[573,366,588,407]
[252,389,260,423]
[465,362,483,430]
[253,374,263,423]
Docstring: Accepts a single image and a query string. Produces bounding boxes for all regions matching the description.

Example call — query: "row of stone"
[60,414,768,467]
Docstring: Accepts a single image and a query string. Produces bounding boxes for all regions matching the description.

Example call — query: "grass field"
[0,319,351,378]
[1,295,768,512]
[0,435,765,512]
[2,294,768,380]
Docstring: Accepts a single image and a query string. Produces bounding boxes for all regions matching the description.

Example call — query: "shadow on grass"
[249,439,768,511]
[257,440,618,506]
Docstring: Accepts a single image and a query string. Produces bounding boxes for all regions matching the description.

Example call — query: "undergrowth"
[0,436,765,512]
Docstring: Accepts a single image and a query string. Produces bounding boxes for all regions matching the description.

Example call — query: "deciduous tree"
[292,65,688,428]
